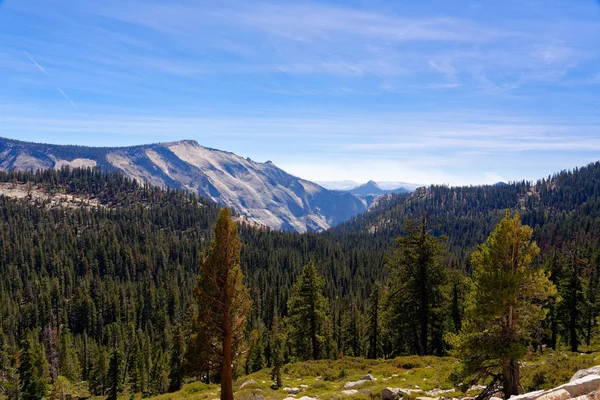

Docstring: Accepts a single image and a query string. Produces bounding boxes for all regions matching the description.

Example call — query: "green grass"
[113,350,600,400]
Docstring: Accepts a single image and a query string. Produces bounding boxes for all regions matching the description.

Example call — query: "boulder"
[426,388,455,396]
[490,397,503,400]
[572,367,600,382]
[536,389,570,400]
[299,384,309,388]
[382,388,401,400]
[572,392,600,400]
[342,389,359,396]
[382,387,423,400]
[509,390,546,400]
[362,374,377,381]
[284,387,300,394]
[243,395,264,400]
[297,397,318,400]
[558,374,600,397]
[239,379,256,389]
[344,380,367,389]
[415,397,439,400]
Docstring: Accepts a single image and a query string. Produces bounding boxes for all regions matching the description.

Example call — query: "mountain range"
[0,137,383,232]
[317,180,421,191]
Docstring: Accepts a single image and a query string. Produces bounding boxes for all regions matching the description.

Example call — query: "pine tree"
[168,324,185,392]
[287,261,329,360]
[384,215,448,356]
[89,346,108,396]
[195,208,252,400]
[18,332,49,400]
[270,317,284,388]
[449,212,556,398]
[58,328,81,383]
[558,248,586,352]
[0,329,16,397]
[367,284,381,359]
[246,329,265,374]
[106,349,123,400]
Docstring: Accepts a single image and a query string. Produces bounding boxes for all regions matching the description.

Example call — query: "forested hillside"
[3,163,600,399]
[0,167,387,399]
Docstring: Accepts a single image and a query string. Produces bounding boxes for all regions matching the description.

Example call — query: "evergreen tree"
[58,328,81,383]
[195,208,251,400]
[270,317,284,389]
[367,284,381,359]
[0,329,17,398]
[168,324,185,392]
[246,329,266,374]
[106,349,123,400]
[89,346,107,396]
[558,248,586,352]
[384,215,448,356]
[18,332,49,400]
[287,261,329,360]
[449,212,556,398]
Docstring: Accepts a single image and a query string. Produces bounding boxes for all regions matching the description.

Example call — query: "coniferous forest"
[3,163,600,399]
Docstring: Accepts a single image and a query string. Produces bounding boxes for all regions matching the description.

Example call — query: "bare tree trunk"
[502,358,520,398]
[221,302,233,400]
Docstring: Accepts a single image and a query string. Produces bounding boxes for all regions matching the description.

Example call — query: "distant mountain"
[350,180,409,197]
[0,137,367,232]
[318,180,421,192]
[335,161,600,263]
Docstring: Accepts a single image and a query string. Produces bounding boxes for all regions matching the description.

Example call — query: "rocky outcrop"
[343,374,378,389]
[511,368,600,400]
[571,367,600,382]
[382,387,423,400]
[0,137,368,232]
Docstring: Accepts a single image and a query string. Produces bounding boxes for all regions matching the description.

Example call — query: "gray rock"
[344,380,367,389]
[382,388,401,400]
[342,389,359,396]
[509,390,545,400]
[557,375,600,397]
[362,374,377,381]
[239,379,256,389]
[0,137,368,233]
[536,389,570,400]
[426,389,455,396]
[572,366,600,382]
[382,387,423,400]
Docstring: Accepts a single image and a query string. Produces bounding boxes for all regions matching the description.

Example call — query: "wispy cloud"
[23,51,48,74]
[2,0,600,184]
[21,50,79,109]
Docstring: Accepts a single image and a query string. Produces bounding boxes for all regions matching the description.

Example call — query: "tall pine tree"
[195,208,251,400]
[449,212,556,398]
[287,261,329,361]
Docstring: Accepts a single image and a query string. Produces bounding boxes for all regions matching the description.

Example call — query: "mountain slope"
[335,161,600,264]
[0,137,366,232]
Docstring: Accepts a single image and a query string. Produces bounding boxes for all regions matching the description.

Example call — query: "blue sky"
[1,0,600,185]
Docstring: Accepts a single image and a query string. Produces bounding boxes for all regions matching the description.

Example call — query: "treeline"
[0,168,389,399]
[3,164,600,399]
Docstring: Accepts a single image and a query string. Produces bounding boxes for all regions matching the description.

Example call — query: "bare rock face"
[0,137,367,232]
[571,367,600,382]
[509,369,600,400]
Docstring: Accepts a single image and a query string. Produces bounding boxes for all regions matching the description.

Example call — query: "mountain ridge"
[0,136,367,232]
